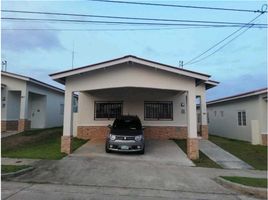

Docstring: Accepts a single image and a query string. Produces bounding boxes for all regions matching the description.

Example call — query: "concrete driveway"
[71,139,194,166]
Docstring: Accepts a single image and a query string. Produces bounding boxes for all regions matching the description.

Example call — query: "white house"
[207,88,267,146]
[50,55,218,160]
[1,71,65,132]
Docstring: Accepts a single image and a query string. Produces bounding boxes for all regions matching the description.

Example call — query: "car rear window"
[113,118,142,130]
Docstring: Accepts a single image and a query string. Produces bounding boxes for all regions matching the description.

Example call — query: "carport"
[50,55,218,160]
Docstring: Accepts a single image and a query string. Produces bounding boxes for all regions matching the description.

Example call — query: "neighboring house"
[207,88,268,146]
[1,71,65,132]
[50,55,218,160]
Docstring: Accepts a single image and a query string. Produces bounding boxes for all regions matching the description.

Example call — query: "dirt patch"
[2,128,62,152]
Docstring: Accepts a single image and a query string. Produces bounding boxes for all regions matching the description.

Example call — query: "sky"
[1,0,267,101]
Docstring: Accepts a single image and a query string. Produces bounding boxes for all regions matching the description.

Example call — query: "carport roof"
[50,55,218,88]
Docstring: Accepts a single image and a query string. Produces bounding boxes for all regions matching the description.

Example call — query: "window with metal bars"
[95,101,123,119]
[144,101,173,120]
[238,111,246,126]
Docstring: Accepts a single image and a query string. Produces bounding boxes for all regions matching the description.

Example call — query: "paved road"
[2,140,266,199]
[2,180,262,200]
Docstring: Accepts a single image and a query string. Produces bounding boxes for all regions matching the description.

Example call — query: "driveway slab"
[199,139,254,169]
[71,139,194,167]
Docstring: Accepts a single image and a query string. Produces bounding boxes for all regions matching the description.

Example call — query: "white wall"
[208,95,267,143]
[27,82,64,128]
[1,75,26,120]
[77,88,187,127]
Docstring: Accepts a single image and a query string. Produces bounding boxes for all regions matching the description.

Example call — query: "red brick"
[61,136,73,154]
[18,119,31,132]
[187,138,199,160]
[262,134,268,146]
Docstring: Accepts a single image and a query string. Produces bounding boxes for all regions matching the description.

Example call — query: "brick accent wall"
[1,120,19,132]
[262,134,268,146]
[18,119,31,132]
[144,126,187,139]
[77,126,110,140]
[61,136,73,154]
[187,138,199,160]
[200,125,208,139]
[77,126,187,140]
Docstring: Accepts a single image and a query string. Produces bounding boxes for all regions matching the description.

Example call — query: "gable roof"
[1,71,64,94]
[207,88,268,105]
[50,55,214,85]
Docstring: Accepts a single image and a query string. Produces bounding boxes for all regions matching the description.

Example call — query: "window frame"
[144,101,173,121]
[238,110,247,126]
[94,101,123,120]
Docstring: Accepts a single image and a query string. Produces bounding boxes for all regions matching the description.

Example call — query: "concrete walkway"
[199,139,253,170]
[2,158,41,166]
[1,131,20,138]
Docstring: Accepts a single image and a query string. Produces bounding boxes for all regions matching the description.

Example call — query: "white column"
[200,94,207,126]
[20,90,29,119]
[187,90,197,138]
[63,90,74,136]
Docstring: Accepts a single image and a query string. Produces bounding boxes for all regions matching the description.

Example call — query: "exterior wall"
[66,63,194,92]
[1,75,26,121]
[77,89,187,127]
[27,82,64,128]
[208,95,267,144]
[77,125,187,140]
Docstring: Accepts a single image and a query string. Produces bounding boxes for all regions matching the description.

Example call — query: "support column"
[18,90,30,132]
[187,90,199,160]
[200,94,208,139]
[61,90,74,154]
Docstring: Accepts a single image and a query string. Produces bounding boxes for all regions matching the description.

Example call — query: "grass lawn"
[174,139,222,168]
[2,165,30,173]
[2,128,88,160]
[209,135,267,170]
[221,176,267,188]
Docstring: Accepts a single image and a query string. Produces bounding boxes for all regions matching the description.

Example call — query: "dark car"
[105,115,145,154]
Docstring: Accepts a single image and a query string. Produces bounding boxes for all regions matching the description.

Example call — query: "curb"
[215,177,267,199]
[1,166,34,179]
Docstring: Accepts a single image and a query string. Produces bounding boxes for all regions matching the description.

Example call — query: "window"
[60,104,64,115]
[95,102,122,119]
[220,111,224,117]
[238,111,246,126]
[207,112,210,123]
[144,101,173,120]
[214,110,217,116]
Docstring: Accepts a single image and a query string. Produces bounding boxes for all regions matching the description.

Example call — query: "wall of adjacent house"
[1,75,26,120]
[27,82,64,128]
[207,95,267,143]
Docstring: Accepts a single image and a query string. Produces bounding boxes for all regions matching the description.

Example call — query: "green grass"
[174,139,222,168]
[221,176,268,188]
[209,135,267,170]
[2,165,30,173]
[2,128,88,160]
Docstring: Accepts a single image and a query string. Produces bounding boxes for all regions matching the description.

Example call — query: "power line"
[186,24,255,66]
[2,17,267,28]
[88,0,268,13]
[2,9,267,27]
[184,12,265,65]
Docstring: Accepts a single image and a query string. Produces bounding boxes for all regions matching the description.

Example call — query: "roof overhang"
[1,71,64,94]
[50,55,211,84]
[205,80,219,90]
[208,88,268,105]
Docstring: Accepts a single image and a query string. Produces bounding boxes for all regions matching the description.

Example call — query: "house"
[1,71,65,132]
[50,55,218,160]
[207,88,267,146]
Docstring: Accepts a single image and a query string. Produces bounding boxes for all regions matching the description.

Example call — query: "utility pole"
[1,60,7,71]
[72,41,75,69]
[179,60,183,68]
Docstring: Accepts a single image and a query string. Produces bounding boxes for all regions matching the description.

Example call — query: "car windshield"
[113,118,142,130]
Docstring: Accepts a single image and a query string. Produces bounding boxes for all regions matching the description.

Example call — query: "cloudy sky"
[1,0,267,100]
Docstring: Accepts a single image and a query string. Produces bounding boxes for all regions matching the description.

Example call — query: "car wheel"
[139,147,145,155]
[105,145,111,153]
